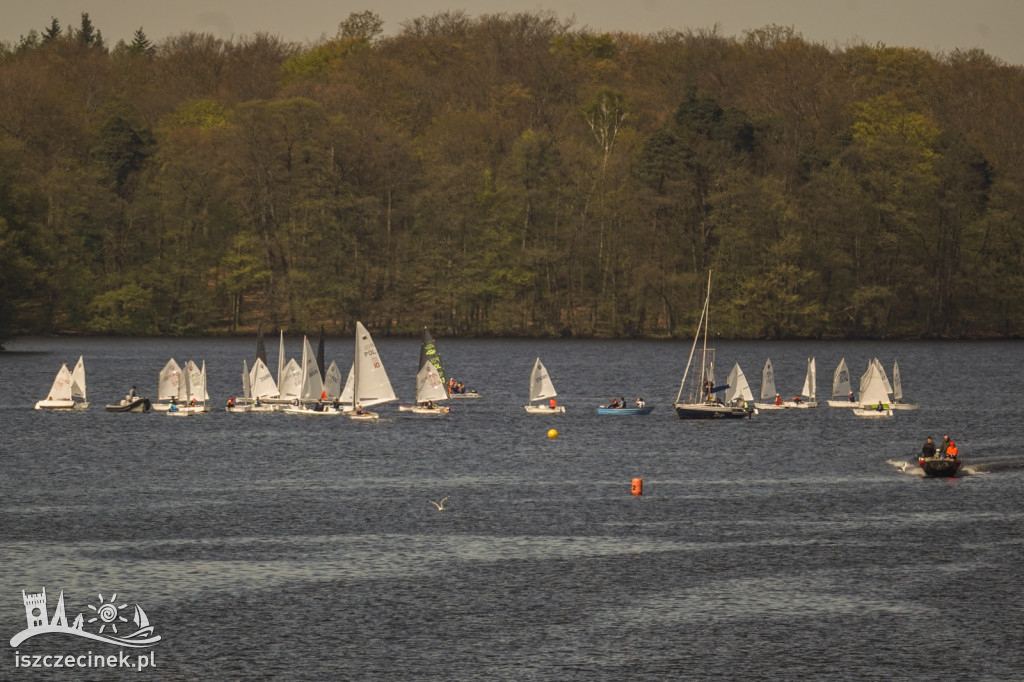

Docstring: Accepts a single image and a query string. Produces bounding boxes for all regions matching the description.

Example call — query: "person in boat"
[875,402,884,411]
[227,396,235,408]
[618,396,626,408]
[549,398,557,409]
[792,395,802,404]
[169,402,179,412]
[355,403,366,416]
[254,396,262,407]
[921,437,936,458]
[702,379,712,400]
[939,435,950,456]
[127,386,137,400]
[424,400,435,410]
[635,397,646,408]
[608,397,620,408]
[848,392,855,402]
[774,393,782,406]
[190,397,197,407]
[945,440,959,459]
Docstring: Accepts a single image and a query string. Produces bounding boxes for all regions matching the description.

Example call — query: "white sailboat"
[227,360,253,412]
[152,359,182,411]
[786,357,818,408]
[673,272,752,419]
[399,360,451,414]
[247,357,279,411]
[323,360,343,401]
[525,357,565,413]
[421,327,481,399]
[826,357,857,407]
[283,335,336,415]
[853,358,893,417]
[347,321,398,419]
[724,363,757,413]
[754,358,784,410]
[35,356,89,410]
[891,360,919,410]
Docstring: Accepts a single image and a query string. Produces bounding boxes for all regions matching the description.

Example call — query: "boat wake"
[886,459,923,476]
[962,460,1024,475]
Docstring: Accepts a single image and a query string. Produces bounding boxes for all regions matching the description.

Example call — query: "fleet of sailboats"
[30,323,918,421]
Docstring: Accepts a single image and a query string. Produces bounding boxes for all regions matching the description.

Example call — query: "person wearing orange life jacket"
[549,398,557,409]
[945,440,959,459]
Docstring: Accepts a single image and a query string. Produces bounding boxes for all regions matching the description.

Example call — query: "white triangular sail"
[46,364,74,401]
[528,357,558,403]
[70,356,87,401]
[760,359,777,401]
[158,359,182,401]
[831,358,851,398]
[353,321,397,407]
[725,363,754,404]
[801,358,816,401]
[323,361,343,399]
[858,360,891,407]
[278,359,302,400]
[893,360,903,402]
[416,360,450,404]
[299,335,325,401]
[249,357,278,398]
[185,360,208,402]
[872,358,894,397]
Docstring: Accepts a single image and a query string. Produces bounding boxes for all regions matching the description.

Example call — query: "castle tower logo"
[10,588,161,649]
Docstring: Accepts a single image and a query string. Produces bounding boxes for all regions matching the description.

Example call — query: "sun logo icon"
[87,593,129,634]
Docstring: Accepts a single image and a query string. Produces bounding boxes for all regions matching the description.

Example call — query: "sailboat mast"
[676,271,712,404]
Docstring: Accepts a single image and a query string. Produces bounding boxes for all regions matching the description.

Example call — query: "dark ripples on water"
[1,337,1022,679]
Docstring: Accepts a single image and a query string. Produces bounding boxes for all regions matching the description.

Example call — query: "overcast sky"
[4,0,1023,65]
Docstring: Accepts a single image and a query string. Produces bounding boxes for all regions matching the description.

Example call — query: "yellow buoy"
[547,428,559,439]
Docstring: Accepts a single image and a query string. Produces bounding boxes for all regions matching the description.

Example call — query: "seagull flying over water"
[429,496,450,511]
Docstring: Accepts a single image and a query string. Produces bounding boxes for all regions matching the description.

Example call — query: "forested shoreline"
[2,11,1024,344]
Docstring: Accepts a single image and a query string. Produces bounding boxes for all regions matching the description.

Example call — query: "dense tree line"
[2,11,1024,343]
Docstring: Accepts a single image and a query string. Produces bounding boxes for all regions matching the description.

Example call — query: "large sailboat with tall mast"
[673,273,753,419]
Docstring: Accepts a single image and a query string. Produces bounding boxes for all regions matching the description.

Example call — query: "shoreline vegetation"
[3,12,1024,342]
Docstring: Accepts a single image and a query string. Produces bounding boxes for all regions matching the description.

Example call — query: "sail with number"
[831,358,851,399]
[158,359,182,401]
[249,357,278,399]
[352,321,397,408]
[416,360,450,404]
[528,358,558,403]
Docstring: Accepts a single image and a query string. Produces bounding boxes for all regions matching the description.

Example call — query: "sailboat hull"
[674,403,752,419]
[34,400,87,410]
[525,404,565,414]
[827,399,859,408]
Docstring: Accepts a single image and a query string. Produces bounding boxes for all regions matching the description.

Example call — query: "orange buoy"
[631,478,643,496]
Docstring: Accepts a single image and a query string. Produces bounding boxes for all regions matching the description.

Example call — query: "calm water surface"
[1,336,1022,680]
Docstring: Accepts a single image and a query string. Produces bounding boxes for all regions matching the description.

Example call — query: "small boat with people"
[917,435,963,477]
[596,397,653,415]
[105,386,151,412]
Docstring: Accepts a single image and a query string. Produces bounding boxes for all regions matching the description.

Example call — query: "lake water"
[2,336,1023,680]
